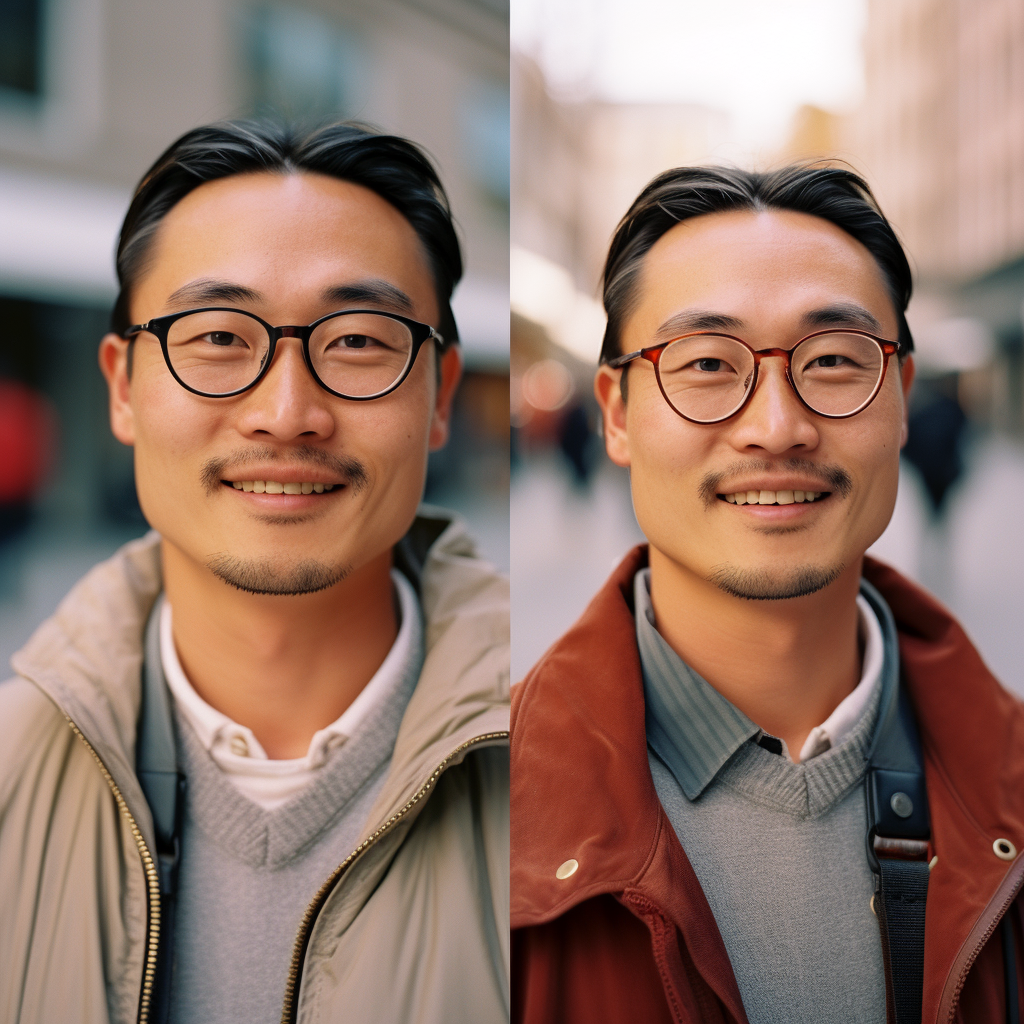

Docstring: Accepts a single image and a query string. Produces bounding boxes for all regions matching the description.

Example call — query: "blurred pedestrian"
[0,376,56,546]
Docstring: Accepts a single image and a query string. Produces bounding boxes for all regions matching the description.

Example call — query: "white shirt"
[796,593,885,762]
[160,569,421,809]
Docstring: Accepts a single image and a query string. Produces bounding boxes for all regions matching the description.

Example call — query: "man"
[0,121,509,1024]
[511,166,1024,1024]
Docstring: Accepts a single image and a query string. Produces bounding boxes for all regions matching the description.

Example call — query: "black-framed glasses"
[606,329,901,424]
[124,306,445,400]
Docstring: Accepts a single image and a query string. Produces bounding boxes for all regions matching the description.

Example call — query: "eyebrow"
[165,279,262,308]
[163,278,416,317]
[654,309,745,340]
[652,302,884,342]
[320,280,415,314]
[801,303,883,333]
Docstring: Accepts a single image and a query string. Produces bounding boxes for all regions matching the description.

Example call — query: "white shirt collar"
[160,569,421,807]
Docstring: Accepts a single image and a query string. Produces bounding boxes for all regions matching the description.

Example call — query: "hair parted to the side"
[111,119,462,345]
[599,163,914,366]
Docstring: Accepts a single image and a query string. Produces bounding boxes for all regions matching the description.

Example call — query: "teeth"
[230,480,336,494]
[723,489,825,506]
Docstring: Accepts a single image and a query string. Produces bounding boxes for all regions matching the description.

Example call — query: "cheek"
[626,396,716,518]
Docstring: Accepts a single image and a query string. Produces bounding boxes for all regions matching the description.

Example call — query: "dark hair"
[111,119,462,345]
[599,164,913,366]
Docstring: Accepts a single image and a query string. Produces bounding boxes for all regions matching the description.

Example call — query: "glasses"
[607,329,901,424]
[124,307,445,400]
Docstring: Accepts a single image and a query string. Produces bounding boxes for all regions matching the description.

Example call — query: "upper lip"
[716,478,835,494]
[222,467,346,486]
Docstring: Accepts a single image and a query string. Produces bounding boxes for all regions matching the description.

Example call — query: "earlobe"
[99,333,136,446]
[427,345,463,451]
[594,365,631,467]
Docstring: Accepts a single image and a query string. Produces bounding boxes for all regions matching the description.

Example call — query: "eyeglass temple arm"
[606,349,644,368]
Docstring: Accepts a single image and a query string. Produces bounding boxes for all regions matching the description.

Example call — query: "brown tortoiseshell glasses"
[606,329,901,424]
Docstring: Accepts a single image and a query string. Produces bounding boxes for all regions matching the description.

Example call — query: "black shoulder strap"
[136,596,185,1024]
[866,668,931,1024]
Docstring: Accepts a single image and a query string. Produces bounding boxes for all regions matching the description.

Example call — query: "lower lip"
[222,482,345,510]
[719,495,832,519]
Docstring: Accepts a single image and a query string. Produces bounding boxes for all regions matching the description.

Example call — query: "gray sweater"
[167,615,424,1024]
[636,572,894,1024]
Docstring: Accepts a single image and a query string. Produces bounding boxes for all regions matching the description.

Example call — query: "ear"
[99,333,136,446]
[594,364,631,467]
[898,354,915,448]
[428,344,463,451]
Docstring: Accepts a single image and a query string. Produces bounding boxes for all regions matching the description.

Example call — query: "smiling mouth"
[223,479,341,494]
[717,488,830,506]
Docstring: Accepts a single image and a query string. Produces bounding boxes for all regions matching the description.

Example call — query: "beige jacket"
[0,510,510,1024]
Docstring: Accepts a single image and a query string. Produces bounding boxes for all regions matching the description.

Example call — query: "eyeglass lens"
[165,310,415,397]
[656,332,885,422]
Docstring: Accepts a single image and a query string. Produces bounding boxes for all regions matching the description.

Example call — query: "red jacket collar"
[511,547,1024,1022]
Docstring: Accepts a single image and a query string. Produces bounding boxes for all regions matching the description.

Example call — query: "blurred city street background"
[511,0,1024,695]
[0,0,509,674]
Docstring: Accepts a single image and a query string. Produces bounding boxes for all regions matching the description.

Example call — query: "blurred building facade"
[0,0,509,556]
[511,51,727,463]
[852,0,1024,428]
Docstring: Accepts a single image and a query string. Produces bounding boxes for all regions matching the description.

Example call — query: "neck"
[162,542,398,759]
[648,547,863,759]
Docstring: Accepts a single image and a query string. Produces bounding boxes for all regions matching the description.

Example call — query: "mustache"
[698,458,853,509]
[200,444,369,496]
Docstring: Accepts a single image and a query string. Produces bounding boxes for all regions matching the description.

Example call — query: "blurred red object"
[0,379,57,503]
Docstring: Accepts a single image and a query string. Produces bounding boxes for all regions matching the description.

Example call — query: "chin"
[705,561,846,601]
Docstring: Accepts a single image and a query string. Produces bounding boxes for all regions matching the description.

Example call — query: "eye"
[339,334,373,349]
[696,358,723,372]
[808,353,851,369]
[204,331,243,347]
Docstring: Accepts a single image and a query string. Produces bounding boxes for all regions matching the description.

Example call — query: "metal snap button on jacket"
[994,838,1017,861]
[556,859,579,880]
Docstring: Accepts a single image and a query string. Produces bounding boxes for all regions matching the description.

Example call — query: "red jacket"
[511,548,1024,1023]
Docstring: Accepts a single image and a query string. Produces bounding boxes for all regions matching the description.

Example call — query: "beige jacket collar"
[11,507,510,859]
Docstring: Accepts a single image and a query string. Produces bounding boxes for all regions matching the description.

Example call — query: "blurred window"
[461,80,510,209]
[245,4,369,121]
[0,0,43,97]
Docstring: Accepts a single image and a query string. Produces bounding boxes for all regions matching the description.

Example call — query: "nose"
[234,337,336,442]
[725,354,820,455]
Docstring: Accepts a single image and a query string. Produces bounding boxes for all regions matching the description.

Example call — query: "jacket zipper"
[279,730,510,1024]
[64,716,162,1024]
[943,857,1024,1022]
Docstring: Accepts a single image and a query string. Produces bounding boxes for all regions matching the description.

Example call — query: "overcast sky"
[511,0,866,156]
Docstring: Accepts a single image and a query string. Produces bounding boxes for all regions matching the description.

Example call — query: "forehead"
[631,208,896,337]
[135,171,436,316]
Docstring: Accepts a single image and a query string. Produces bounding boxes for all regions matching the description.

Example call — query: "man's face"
[595,208,915,600]
[100,171,460,594]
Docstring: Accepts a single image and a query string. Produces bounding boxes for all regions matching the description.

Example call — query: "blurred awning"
[0,165,124,304]
[510,246,606,364]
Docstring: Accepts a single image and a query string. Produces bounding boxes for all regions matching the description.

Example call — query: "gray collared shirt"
[635,568,897,797]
